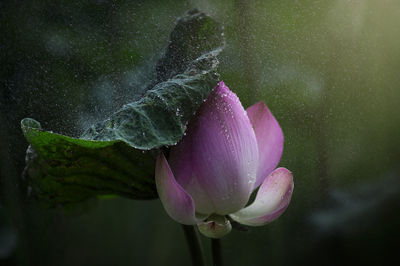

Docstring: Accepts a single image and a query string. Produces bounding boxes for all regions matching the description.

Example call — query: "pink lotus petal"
[155,153,202,225]
[169,81,259,215]
[229,168,293,226]
[246,102,284,189]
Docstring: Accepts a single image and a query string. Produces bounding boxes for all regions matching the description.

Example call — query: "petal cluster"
[155,81,293,238]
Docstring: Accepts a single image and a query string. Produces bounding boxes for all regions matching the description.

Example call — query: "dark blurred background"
[1,0,400,265]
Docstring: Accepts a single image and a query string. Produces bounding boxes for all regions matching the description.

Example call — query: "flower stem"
[211,238,223,266]
[181,225,205,266]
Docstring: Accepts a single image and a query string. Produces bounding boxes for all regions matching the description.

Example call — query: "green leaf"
[155,9,225,83]
[81,9,224,149]
[22,118,157,207]
[21,9,224,207]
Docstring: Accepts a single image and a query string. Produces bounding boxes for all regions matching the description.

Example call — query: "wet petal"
[229,168,293,226]
[169,81,259,215]
[155,153,202,225]
[246,102,284,188]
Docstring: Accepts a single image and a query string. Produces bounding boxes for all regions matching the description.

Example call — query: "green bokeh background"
[1,1,400,265]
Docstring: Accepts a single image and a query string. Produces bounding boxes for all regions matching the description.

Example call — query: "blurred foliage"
[1,0,400,266]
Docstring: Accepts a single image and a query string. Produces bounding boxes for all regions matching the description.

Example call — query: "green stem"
[211,238,223,266]
[181,225,205,266]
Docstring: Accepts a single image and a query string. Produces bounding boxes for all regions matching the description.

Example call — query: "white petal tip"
[229,168,294,226]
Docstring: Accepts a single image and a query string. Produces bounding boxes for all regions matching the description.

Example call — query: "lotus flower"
[155,81,293,238]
